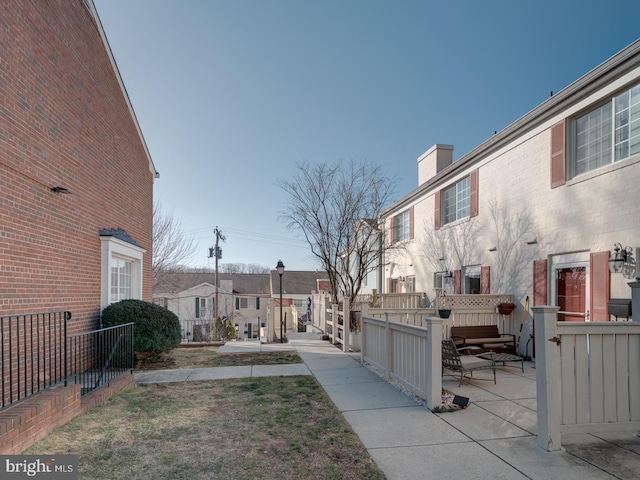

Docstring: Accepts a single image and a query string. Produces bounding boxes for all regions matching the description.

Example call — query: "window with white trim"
[393,210,410,242]
[442,177,470,225]
[573,82,640,176]
[463,265,481,294]
[237,297,257,309]
[111,257,132,303]
[434,272,453,295]
[100,233,145,310]
[406,276,416,293]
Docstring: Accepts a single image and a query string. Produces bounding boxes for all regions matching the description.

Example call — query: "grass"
[136,346,302,370]
[24,349,386,480]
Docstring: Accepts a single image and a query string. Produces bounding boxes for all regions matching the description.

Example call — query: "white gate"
[534,306,640,451]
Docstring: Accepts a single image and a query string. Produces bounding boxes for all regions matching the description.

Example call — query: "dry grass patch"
[25,376,385,479]
[137,346,302,370]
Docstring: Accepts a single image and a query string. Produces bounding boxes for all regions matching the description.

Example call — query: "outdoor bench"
[450,325,516,354]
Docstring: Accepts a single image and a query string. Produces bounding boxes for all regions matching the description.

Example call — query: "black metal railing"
[1,311,135,410]
[67,323,134,397]
[1,311,70,409]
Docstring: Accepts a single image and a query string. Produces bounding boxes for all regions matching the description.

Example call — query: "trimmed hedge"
[101,299,181,353]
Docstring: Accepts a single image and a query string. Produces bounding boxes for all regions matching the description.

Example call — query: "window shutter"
[453,269,461,294]
[480,265,490,294]
[434,191,441,230]
[409,206,415,239]
[533,259,548,306]
[550,119,566,188]
[386,277,391,293]
[195,297,200,318]
[590,251,610,321]
[470,169,479,217]
[256,297,260,310]
[235,297,239,310]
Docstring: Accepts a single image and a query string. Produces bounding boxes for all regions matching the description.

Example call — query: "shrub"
[101,299,181,354]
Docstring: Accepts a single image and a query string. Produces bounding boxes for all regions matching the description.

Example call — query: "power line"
[186,225,307,245]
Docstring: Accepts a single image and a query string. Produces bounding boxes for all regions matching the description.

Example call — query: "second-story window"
[393,209,411,242]
[573,82,640,176]
[442,177,470,225]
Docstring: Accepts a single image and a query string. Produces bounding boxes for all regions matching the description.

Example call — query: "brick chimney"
[417,144,453,185]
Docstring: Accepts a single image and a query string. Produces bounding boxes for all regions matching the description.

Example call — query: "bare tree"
[220,263,270,274]
[420,198,549,298]
[152,201,197,286]
[279,160,397,309]
[420,215,481,275]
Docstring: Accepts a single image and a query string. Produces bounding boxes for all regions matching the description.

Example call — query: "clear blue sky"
[94,0,640,272]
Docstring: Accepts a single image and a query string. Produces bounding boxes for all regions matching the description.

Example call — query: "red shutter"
[550,120,566,188]
[386,277,391,294]
[590,251,610,321]
[453,269,461,294]
[533,259,548,306]
[480,265,490,294]
[470,169,479,217]
[409,206,415,240]
[434,191,441,230]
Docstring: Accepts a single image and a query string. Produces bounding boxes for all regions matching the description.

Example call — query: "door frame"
[550,252,590,321]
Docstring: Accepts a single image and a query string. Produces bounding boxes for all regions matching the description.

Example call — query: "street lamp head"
[276,259,285,275]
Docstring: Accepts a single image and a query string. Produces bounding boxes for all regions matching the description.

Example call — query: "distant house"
[153,273,271,341]
[0,0,157,451]
[154,270,329,342]
[380,39,640,331]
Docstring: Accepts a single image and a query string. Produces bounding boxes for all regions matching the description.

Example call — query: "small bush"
[102,299,181,354]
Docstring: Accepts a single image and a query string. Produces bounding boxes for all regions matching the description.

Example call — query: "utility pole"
[208,227,225,319]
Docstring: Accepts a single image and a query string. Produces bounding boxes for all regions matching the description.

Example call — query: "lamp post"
[276,260,285,343]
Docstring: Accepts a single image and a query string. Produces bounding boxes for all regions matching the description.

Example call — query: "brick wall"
[0,375,135,454]
[0,0,154,330]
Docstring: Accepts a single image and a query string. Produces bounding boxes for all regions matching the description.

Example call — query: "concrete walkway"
[136,331,640,480]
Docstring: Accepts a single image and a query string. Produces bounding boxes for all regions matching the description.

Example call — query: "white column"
[360,301,368,363]
[331,304,338,345]
[343,298,349,353]
[425,317,444,410]
[533,305,562,451]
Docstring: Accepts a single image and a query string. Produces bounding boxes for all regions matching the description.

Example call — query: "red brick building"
[0,0,157,451]
[0,0,156,326]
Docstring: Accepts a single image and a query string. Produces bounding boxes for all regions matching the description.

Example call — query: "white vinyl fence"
[534,306,640,451]
[361,314,443,409]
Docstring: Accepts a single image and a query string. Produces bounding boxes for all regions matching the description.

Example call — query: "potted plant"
[497,301,517,315]
[438,293,452,318]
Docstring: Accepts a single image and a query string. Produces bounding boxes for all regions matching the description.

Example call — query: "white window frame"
[572,82,640,176]
[394,210,410,242]
[406,276,416,293]
[434,272,453,295]
[239,297,256,309]
[100,236,145,310]
[111,257,132,303]
[442,177,470,226]
[463,265,481,294]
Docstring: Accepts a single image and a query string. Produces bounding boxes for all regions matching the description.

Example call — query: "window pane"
[442,177,470,225]
[575,102,612,174]
[394,210,411,242]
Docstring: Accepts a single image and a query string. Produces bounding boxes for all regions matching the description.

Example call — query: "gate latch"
[548,336,561,345]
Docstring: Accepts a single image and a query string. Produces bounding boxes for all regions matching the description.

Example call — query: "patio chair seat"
[442,339,497,387]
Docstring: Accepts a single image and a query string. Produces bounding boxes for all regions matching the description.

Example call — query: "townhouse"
[381,39,640,327]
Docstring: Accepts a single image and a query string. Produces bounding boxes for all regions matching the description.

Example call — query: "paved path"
[136,332,640,480]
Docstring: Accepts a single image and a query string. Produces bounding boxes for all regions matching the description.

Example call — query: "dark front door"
[556,267,587,321]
